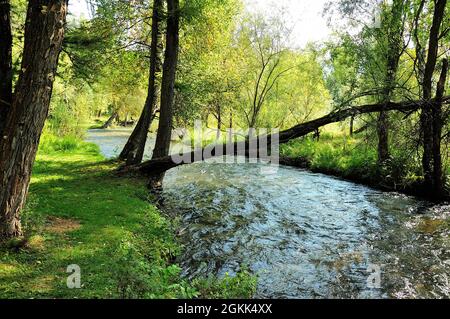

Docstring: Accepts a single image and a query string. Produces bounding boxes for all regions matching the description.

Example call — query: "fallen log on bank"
[125,97,449,176]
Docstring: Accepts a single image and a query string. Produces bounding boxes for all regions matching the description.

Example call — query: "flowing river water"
[86,128,450,299]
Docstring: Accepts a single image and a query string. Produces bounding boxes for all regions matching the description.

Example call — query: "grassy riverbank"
[0,134,256,299]
[280,134,450,199]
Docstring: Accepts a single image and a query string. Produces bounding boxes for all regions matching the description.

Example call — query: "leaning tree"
[119,0,164,166]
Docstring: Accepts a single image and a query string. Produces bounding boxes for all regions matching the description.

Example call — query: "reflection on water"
[85,128,156,160]
[87,129,450,299]
[85,128,189,160]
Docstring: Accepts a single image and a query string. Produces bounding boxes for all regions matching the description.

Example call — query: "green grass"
[279,133,440,191]
[0,134,257,299]
[281,134,378,179]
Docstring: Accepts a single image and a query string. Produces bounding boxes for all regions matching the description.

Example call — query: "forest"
[0,0,449,300]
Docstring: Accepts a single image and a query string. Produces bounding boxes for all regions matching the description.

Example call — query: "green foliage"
[110,238,198,299]
[258,47,331,128]
[280,132,449,191]
[43,0,151,136]
[281,135,379,181]
[192,267,258,299]
[47,79,93,138]
[38,132,99,154]
[10,0,27,80]
[175,2,332,130]
[174,0,243,126]
[109,205,199,299]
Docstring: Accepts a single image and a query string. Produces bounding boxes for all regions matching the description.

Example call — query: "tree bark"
[0,0,68,240]
[148,0,179,189]
[354,124,369,135]
[217,103,222,131]
[229,109,233,129]
[432,58,448,198]
[0,0,12,135]
[377,110,389,162]
[129,98,446,176]
[119,0,164,165]
[377,0,404,163]
[420,0,447,189]
[349,116,354,137]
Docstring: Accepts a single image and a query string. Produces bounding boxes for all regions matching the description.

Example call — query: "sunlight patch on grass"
[25,235,46,251]
[45,217,81,235]
[0,263,21,276]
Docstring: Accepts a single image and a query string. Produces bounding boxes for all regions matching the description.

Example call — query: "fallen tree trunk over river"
[125,97,449,176]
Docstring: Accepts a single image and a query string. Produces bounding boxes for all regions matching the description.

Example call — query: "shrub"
[192,267,258,299]
[38,131,100,155]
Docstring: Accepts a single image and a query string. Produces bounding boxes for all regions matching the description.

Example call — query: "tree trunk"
[128,98,443,176]
[149,0,179,189]
[432,58,448,198]
[216,103,222,139]
[229,109,233,129]
[249,115,256,129]
[420,0,447,189]
[217,104,222,131]
[349,116,354,137]
[0,0,12,135]
[377,0,403,163]
[0,0,68,240]
[377,111,389,162]
[101,111,118,129]
[119,0,164,166]
[354,124,369,135]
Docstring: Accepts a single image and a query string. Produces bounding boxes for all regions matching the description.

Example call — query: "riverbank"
[0,134,256,299]
[280,135,450,201]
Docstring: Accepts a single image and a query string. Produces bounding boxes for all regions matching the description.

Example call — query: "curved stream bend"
[87,129,450,299]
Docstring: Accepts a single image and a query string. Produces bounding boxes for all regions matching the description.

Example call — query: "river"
[86,128,450,299]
